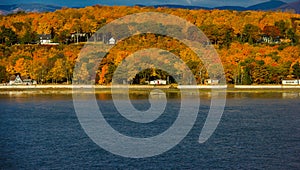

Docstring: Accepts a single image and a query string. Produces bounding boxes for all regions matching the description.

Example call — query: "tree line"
[0,6,299,84]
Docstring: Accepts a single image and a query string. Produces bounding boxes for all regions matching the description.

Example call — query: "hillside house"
[39,34,51,44]
[108,37,116,45]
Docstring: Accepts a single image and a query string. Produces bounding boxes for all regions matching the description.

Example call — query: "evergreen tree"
[292,62,300,81]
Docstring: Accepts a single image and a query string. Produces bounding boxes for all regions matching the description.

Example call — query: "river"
[0,90,299,169]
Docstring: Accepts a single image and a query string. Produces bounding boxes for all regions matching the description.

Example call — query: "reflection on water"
[1,90,300,100]
[282,92,300,99]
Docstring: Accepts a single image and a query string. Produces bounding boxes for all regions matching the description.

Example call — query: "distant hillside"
[1,1,300,15]
[0,3,61,15]
[277,0,300,13]
[247,0,286,10]
[136,4,210,10]
[215,6,247,11]
[137,0,299,13]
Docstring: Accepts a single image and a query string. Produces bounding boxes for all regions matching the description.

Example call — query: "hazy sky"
[0,0,298,8]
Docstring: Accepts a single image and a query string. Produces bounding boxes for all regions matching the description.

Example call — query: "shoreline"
[1,84,300,92]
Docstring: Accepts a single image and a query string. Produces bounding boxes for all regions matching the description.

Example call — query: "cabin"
[150,79,167,85]
[205,79,219,85]
[282,79,299,85]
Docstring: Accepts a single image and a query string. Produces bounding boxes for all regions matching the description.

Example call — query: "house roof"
[9,75,16,81]
[9,74,30,81]
[39,34,51,40]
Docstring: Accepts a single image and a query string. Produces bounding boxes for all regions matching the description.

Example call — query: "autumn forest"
[0,5,300,85]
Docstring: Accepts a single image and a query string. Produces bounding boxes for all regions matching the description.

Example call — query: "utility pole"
[76,29,79,44]
[167,76,169,84]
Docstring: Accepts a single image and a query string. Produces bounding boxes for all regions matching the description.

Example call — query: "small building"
[261,34,281,44]
[205,79,219,85]
[9,75,22,85]
[39,34,52,44]
[282,79,299,85]
[150,79,167,85]
[9,74,32,85]
[23,78,33,85]
[108,37,116,45]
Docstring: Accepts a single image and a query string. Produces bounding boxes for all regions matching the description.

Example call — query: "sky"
[0,0,298,8]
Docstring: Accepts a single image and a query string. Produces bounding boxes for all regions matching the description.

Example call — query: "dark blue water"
[1,92,300,169]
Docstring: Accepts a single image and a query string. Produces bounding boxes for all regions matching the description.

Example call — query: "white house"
[108,37,116,45]
[9,74,33,85]
[205,79,219,85]
[282,79,299,85]
[9,75,23,85]
[39,34,52,44]
[150,79,167,85]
